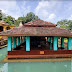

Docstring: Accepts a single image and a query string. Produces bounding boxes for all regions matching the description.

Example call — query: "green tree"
[1,10,39,27]
[3,16,15,25]
[17,12,39,25]
[14,20,19,27]
[18,16,26,24]
[57,19,72,30]
[0,10,2,20]
[26,12,38,23]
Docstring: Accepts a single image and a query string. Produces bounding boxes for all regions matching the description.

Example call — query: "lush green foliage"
[1,11,39,27]
[18,12,39,24]
[57,19,72,30]
[0,10,2,20]
[3,16,15,25]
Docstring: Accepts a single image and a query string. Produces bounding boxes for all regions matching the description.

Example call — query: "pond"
[0,61,72,72]
[0,45,72,72]
[0,47,7,61]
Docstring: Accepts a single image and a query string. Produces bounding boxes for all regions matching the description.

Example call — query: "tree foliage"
[26,12,38,23]
[57,19,72,30]
[0,10,39,27]
[3,16,15,25]
[17,12,39,24]
[0,10,2,20]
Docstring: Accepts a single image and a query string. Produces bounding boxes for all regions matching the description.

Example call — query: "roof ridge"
[24,19,56,27]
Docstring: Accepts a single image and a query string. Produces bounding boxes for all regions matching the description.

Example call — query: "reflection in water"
[0,61,72,72]
[0,63,8,72]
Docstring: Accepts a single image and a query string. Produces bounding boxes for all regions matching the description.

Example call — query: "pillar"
[50,37,52,50]
[53,36,58,51]
[26,36,30,51]
[8,37,12,51]
[47,37,49,47]
[47,37,50,47]
[67,37,72,50]
[18,37,20,45]
[20,36,22,43]
[57,38,58,47]
[50,43,52,50]
[61,37,64,48]
[47,37,50,42]
[49,37,51,42]
[13,37,16,48]
[23,36,25,42]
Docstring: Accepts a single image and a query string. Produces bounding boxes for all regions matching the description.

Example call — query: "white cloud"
[48,13,56,20]
[35,1,57,22]
[68,15,72,20]
[21,3,31,16]
[0,0,21,19]
[0,0,31,19]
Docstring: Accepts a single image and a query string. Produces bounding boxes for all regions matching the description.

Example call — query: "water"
[0,46,72,72]
[0,47,7,61]
[0,61,72,72]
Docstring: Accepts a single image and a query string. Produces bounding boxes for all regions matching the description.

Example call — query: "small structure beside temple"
[0,20,15,47]
[0,20,15,32]
[0,19,72,59]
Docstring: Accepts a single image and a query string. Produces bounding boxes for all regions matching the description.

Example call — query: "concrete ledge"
[7,54,72,59]
[0,56,72,62]
[0,44,7,49]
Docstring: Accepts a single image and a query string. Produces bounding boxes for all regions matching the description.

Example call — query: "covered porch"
[7,36,72,59]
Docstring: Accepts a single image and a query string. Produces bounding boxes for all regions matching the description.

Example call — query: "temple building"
[0,19,72,59]
[0,20,15,32]
[0,20,15,47]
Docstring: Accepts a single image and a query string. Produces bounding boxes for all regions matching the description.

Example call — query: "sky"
[0,0,72,24]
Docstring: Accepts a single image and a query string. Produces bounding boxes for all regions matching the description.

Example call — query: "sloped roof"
[0,19,72,36]
[0,20,15,27]
[24,19,56,27]
[0,26,72,36]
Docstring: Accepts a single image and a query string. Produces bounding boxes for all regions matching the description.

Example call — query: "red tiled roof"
[0,19,72,36]
[0,26,72,36]
[24,19,56,27]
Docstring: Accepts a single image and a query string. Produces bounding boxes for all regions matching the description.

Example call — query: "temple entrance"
[14,36,53,51]
[0,26,3,32]
[30,36,49,50]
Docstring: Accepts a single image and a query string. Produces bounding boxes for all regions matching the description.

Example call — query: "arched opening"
[6,27,11,30]
[0,26,3,32]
